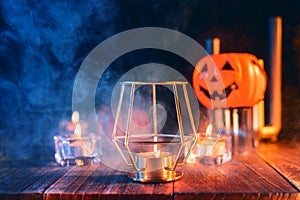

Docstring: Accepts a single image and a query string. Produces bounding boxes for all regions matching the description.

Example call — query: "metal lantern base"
[128,170,183,183]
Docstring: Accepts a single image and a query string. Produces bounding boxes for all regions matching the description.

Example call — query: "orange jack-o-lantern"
[192,53,267,108]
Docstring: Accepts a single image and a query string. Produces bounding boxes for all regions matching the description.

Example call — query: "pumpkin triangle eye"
[201,64,208,72]
[251,60,257,65]
[211,76,218,82]
[222,61,234,70]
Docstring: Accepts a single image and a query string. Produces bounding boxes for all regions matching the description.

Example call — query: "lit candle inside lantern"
[113,81,196,182]
[136,151,173,171]
[133,150,177,181]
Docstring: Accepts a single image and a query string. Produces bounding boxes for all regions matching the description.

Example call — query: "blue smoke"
[0,0,120,162]
[1,0,295,163]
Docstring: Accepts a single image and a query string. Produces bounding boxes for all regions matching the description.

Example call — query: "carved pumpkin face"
[192,53,267,108]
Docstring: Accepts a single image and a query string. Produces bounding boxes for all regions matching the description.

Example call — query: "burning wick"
[196,124,226,158]
[72,111,81,138]
[186,152,196,163]
[74,124,81,138]
[206,123,213,137]
[154,150,160,158]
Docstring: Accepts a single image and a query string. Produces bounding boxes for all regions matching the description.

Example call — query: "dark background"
[0,0,299,163]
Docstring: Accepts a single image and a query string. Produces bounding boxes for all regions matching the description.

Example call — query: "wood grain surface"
[0,142,299,200]
[0,167,68,200]
[43,164,173,200]
[257,141,300,191]
[173,153,299,199]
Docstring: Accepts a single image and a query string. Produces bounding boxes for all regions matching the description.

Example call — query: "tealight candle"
[136,151,174,171]
[54,111,101,166]
[197,136,226,157]
[112,81,197,182]
[129,151,182,182]
[195,124,232,165]
[54,134,99,166]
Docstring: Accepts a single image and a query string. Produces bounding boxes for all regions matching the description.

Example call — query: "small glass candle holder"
[54,133,101,166]
[193,124,232,165]
[196,134,232,165]
[210,108,254,155]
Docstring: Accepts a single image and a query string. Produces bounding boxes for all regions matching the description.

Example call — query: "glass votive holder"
[53,133,101,166]
[195,134,232,165]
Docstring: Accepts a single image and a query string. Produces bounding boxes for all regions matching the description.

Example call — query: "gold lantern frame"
[112,81,197,182]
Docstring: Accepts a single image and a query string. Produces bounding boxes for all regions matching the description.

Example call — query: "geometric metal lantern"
[112,81,197,182]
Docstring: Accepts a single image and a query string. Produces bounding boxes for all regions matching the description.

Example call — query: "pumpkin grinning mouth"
[200,82,238,100]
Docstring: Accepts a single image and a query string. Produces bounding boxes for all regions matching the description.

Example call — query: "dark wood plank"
[44,165,94,200]
[44,164,173,200]
[0,168,11,178]
[1,146,299,200]
[0,167,66,200]
[173,153,299,199]
[257,141,300,191]
[21,167,68,200]
[0,168,44,199]
[94,169,173,200]
[71,164,121,200]
[71,165,113,200]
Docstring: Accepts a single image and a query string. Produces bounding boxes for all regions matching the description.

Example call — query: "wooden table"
[0,142,299,199]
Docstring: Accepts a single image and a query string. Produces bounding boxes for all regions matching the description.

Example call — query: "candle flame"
[154,150,160,158]
[72,111,81,137]
[74,124,81,138]
[72,111,80,124]
[206,124,212,137]
[186,152,196,163]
